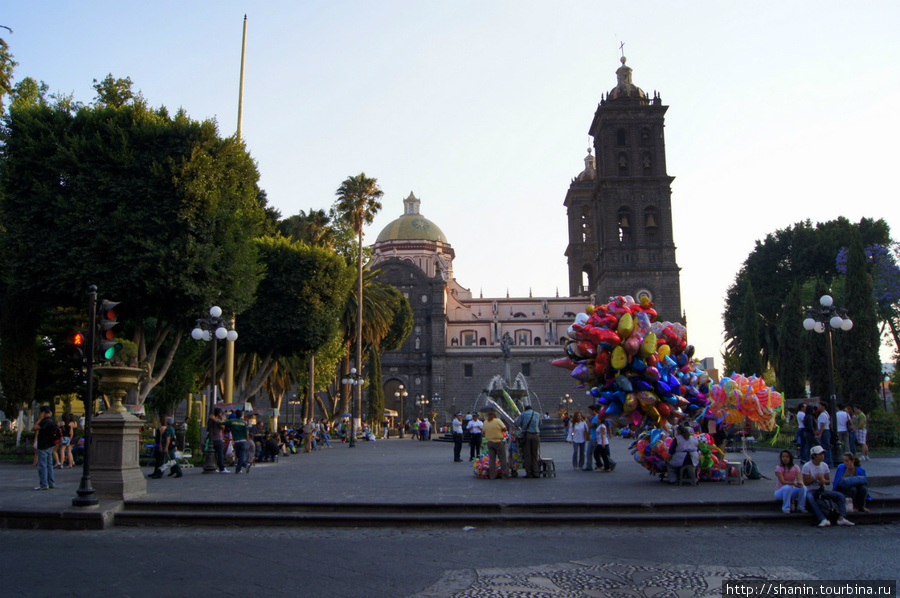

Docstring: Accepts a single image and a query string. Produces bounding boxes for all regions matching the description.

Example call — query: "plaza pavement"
[2,435,899,531]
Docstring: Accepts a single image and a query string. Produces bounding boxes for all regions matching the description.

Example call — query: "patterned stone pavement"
[416,557,814,598]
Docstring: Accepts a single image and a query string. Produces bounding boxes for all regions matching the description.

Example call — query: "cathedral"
[371,57,682,424]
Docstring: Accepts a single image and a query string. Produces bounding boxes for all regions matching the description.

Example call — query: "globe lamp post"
[802,294,852,461]
[191,306,238,473]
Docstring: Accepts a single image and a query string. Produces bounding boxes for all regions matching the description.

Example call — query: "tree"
[333,173,383,429]
[0,82,266,412]
[724,218,891,373]
[836,230,883,412]
[0,29,17,113]
[278,208,337,248]
[92,74,136,108]
[737,280,763,376]
[233,236,354,402]
[776,284,807,398]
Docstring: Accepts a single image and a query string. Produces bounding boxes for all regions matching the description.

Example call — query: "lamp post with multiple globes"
[802,294,852,460]
[191,306,238,473]
[342,368,364,448]
[394,385,408,435]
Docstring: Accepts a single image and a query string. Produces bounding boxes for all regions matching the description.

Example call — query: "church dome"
[375,192,448,243]
[607,56,648,102]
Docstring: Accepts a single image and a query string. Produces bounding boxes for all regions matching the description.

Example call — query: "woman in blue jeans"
[833,452,869,513]
[567,412,588,469]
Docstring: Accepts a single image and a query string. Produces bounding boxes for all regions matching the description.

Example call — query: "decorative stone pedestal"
[89,365,148,500]
[90,411,147,500]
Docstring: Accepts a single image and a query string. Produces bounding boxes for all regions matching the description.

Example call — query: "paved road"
[1,437,898,597]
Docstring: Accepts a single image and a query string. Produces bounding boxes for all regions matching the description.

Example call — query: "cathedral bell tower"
[578,56,682,322]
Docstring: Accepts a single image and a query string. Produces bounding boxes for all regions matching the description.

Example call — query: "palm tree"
[333,173,383,445]
[278,208,336,248]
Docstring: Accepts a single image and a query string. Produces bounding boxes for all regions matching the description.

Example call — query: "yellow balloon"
[611,345,627,370]
[617,312,635,338]
[657,344,671,360]
[640,332,657,358]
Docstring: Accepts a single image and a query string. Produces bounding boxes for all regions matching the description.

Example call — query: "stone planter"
[94,365,144,413]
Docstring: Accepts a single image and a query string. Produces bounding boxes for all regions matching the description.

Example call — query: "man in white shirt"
[815,401,834,467]
[451,413,464,462]
[466,413,484,461]
[801,445,854,527]
[835,403,854,456]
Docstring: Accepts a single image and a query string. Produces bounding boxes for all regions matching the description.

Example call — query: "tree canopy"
[0,79,267,412]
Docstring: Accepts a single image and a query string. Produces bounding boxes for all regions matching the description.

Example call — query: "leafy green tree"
[278,208,337,248]
[0,29,17,113]
[92,74,137,108]
[0,81,266,412]
[146,336,203,419]
[381,286,414,353]
[234,236,354,402]
[776,284,807,398]
[737,280,763,376]
[724,217,890,373]
[836,229,883,412]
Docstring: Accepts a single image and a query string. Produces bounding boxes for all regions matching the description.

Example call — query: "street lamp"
[342,367,364,447]
[191,306,238,473]
[883,374,891,411]
[803,294,852,461]
[394,385,408,435]
[561,393,573,413]
[416,394,430,418]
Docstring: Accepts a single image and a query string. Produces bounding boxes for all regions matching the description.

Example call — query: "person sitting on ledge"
[833,452,870,513]
[665,425,698,484]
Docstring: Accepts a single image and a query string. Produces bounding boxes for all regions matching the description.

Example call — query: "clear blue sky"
[4,1,898,363]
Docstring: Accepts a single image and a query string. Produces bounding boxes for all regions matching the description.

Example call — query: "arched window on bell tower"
[644,207,659,244]
[616,128,627,146]
[617,208,633,244]
[581,265,593,294]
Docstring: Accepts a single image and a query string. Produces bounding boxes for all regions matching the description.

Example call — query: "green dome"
[376,214,448,243]
[375,192,448,243]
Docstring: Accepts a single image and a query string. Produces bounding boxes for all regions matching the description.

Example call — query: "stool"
[678,463,697,486]
[539,458,556,478]
[726,461,743,485]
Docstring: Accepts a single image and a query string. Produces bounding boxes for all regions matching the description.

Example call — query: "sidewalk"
[1,436,898,529]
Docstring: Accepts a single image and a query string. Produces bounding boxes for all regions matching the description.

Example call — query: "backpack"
[51,422,63,446]
[742,457,762,480]
[815,491,842,524]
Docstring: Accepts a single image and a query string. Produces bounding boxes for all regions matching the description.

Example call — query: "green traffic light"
[101,341,123,360]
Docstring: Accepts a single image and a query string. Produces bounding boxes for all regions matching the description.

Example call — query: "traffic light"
[98,300,123,361]
[65,331,86,366]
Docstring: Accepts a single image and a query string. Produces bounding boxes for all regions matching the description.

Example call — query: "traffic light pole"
[73,285,99,507]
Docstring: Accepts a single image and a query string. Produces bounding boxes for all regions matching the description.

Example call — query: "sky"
[4,1,899,364]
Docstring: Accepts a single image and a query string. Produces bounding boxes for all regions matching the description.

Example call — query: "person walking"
[32,406,57,490]
[150,417,182,479]
[596,420,616,472]
[223,410,252,474]
[207,407,228,473]
[514,404,541,478]
[583,405,600,472]
[482,408,509,479]
[467,413,484,461]
[451,412,464,462]
[835,403,853,456]
[796,404,809,462]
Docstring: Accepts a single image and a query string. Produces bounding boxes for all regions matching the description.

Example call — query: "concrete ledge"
[0,502,121,531]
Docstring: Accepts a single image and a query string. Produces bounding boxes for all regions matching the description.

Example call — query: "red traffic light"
[69,332,85,346]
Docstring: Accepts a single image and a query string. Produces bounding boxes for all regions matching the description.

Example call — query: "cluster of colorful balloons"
[707,373,783,432]
[472,441,523,479]
[552,295,712,429]
[629,430,726,480]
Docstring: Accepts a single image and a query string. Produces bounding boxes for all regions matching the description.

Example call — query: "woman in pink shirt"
[774,450,807,513]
